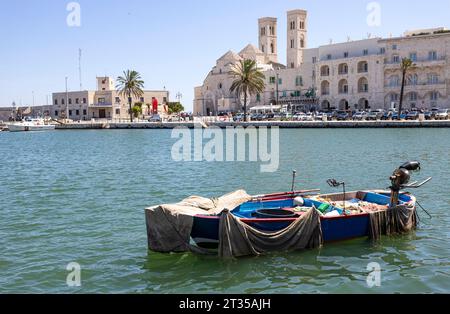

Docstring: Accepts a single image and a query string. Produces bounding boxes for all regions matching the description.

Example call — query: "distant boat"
[8,118,55,132]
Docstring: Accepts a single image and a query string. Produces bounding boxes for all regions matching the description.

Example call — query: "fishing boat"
[8,118,55,132]
[145,162,431,257]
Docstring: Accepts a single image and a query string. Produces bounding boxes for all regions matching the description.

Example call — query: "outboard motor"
[389,161,431,207]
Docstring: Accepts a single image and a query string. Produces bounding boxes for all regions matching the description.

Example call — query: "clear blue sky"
[0,0,449,110]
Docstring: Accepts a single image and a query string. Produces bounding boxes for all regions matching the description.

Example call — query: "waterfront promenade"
[53,119,450,130]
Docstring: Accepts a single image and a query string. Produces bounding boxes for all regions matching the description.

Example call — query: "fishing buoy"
[293,197,304,206]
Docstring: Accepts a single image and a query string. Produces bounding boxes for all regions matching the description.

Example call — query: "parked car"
[366,110,384,121]
[392,111,408,120]
[315,112,326,121]
[149,114,162,122]
[424,108,440,120]
[381,110,395,120]
[233,114,244,122]
[352,111,367,121]
[293,113,306,121]
[303,113,315,121]
[336,111,350,121]
[435,109,449,120]
[405,111,420,120]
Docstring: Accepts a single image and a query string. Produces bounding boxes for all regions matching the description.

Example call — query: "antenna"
[79,48,82,91]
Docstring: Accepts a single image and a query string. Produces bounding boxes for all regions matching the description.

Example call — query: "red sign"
[152,98,159,114]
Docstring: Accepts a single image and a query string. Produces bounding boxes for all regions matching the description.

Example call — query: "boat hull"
[8,124,55,132]
[191,213,371,248]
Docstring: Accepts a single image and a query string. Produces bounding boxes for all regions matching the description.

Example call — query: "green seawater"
[0,128,449,293]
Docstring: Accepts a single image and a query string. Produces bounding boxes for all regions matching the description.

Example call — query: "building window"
[218,83,222,89]
[393,55,400,63]
[290,39,295,49]
[363,49,369,56]
[163,97,167,103]
[98,98,106,104]
[69,110,72,116]
[76,110,80,116]
[392,44,398,50]
[344,52,349,58]
[389,75,400,87]
[83,109,87,115]
[409,52,417,62]
[410,92,418,101]
[55,110,58,116]
[380,47,386,54]
[428,74,439,85]
[320,65,330,76]
[290,21,295,30]
[261,27,266,36]
[338,63,348,75]
[407,74,419,86]
[312,57,317,63]
[269,76,276,84]
[391,94,399,101]
[300,21,305,29]
[261,45,265,53]
[83,98,87,104]
[115,109,120,115]
[358,61,368,73]
[327,54,332,60]
[68,98,72,105]
[54,99,58,105]
[278,78,282,85]
[430,92,439,101]
[290,62,295,69]
[428,51,438,61]
[75,98,79,104]
[140,97,144,102]
[61,99,65,105]
[295,76,303,86]
[256,94,261,102]
[270,43,275,54]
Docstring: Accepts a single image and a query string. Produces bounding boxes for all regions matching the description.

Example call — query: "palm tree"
[398,58,415,119]
[116,70,145,122]
[229,59,266,122]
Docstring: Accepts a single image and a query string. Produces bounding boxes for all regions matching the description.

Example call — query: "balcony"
[384,81,446,90]
[384,56,446,69]
[89,103,114,108]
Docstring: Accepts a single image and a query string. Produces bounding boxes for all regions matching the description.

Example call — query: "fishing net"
[368,204,418,241]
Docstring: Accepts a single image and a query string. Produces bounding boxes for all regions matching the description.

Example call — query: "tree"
[132,103,143,118]
[167,102,185,115]
[229,59,265,122]
[116,70,145,122]
[398,58,415,119]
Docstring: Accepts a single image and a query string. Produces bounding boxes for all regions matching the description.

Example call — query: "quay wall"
[54,120,450,130]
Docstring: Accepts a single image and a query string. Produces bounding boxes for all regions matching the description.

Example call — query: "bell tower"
[258,17,278,63]
[287,10,308,68]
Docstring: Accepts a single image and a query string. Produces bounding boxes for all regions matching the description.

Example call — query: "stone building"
[194,10,450,115]
[52,77,169,120]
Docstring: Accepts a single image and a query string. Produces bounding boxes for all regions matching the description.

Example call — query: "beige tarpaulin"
[145,190,252,253]
[369,204,418,241]
[218,207,323,258]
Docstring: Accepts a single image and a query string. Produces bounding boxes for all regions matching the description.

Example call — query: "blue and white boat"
[190,190,416,248]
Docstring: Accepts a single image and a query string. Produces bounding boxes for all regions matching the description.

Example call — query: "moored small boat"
[8,118,55,132]
[145,161,431,257]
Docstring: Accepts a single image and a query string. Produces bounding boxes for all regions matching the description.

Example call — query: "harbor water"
[0,128,449,293]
